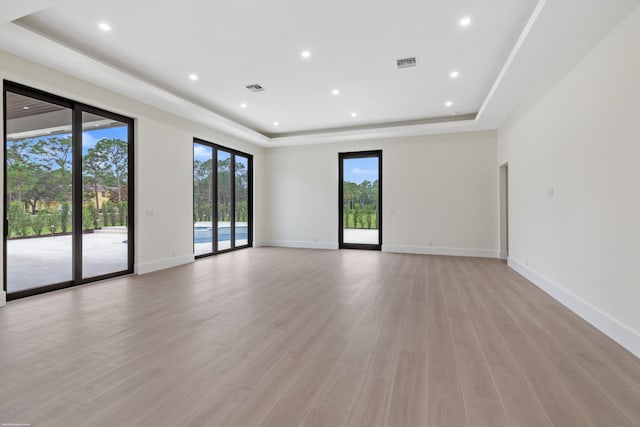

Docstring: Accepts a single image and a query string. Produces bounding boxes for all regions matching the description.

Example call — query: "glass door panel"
[217,150,232,251]
[193,143,213,256]
[5,91,73,293]
[193,139,252,256]
[4,83,134,299]
[81,112,130,278]
[234,155,249,247]
[339,151,382,250]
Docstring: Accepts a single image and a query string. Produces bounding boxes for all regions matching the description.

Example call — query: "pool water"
[194,225,248,243]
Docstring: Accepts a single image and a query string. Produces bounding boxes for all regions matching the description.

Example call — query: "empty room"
[1,0,640,426]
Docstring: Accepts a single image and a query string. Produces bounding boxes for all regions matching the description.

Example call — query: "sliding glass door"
[339,150,382,250]
[193,139,252,256]
[3,81,134,299]
[81,111,131,279]
[5,90,74,292]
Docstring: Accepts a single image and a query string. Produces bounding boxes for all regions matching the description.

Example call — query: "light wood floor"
[1,248,639,427]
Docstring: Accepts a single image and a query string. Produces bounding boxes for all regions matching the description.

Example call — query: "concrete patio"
[7,229,128,293]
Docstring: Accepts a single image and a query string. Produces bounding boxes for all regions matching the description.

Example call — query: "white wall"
[0,50,265,298]
[262,131,499,257]
[498,5,640,356]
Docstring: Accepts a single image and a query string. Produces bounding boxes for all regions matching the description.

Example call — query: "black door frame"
[3,81,135,300]
[193,138,253,258]
[338,150,382,250]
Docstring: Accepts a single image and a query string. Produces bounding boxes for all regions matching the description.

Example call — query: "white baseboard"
[383,245,499,258]
[499,251,508,260]
[135,254,195,275]
[508,258,640,358]
[257,240,339,250]
[0,291,5,307]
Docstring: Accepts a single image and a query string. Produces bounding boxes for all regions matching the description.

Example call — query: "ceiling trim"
[268,118,480,147]
[0,22,270,146]
[266,113,477,139]
[0,0,637,147]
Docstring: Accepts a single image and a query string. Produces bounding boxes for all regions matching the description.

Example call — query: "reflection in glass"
[5,92,73,292]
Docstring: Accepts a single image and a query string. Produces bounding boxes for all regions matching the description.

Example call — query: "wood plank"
[301,408,346,427]
[0,248,637,426]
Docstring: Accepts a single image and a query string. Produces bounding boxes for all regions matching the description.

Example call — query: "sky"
[344,157,379,184]
[11,126,128,163]
[82,126,128,155]
[193,143,233,163]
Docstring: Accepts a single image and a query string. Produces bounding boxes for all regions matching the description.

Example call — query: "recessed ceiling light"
[301,50,311,59]
[273,121,279,126]
[98,22,111,32]
[240,103,247,109]
[351,112,357,118]
[450,70,459,78]
[23,106,29,110]
[459,17,471,27]
[189,73,198,81]
[332,89,340,96]
[445,101,453,107]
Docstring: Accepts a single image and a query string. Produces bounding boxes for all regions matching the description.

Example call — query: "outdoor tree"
[234,159,248,222]
[217,157,231,221]
[342,179,379,230]
[94,138,127,204]
[60,202,70,233]
[23,168,61,215]
[83,147,107,212]
[6,138,37,203]
[32,211,48,236]
[193,159,213,222]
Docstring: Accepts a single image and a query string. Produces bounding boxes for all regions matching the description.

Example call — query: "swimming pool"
[194,224,248,243]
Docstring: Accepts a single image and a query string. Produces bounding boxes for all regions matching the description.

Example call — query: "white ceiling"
[0,0,638,146]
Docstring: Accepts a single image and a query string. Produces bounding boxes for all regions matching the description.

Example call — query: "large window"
[193,139,252,256]
[3,81,134,299]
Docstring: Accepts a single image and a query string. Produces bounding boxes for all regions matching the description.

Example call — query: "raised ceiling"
[0,0,638,146]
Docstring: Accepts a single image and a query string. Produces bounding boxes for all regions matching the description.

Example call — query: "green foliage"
[193,152,250,224]
[364,207,373,229]
[102,200,117,227]
[118,202,127,226]
[82,206,95,230]
[47,210,61,234]
[32,211,48,236]
[6,133,129,237]
[6,139,37,204]
[8,202,27,237]
[19,213,31,238]
[60,202,70,233]
[193,158,213,222]
[235,201,248,222]
[342,179,379,230]
[353,205,360,229]
[94,138,128,203]
[87,203,99,228]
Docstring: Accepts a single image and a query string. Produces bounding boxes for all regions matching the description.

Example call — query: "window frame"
[338,150,383,251]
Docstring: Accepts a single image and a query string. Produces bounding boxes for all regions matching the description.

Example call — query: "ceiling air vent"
[396,57,417,69]
[246,84,265,92]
